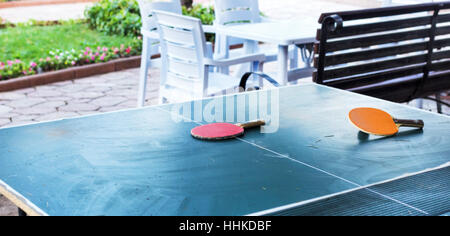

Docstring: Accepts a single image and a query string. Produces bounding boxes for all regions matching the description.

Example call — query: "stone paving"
[0,68,160,129]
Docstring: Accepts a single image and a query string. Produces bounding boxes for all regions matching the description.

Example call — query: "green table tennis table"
[0,84,449,216]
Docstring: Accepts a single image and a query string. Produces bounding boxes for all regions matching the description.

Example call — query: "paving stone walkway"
[0,3,93,23]
[0,68,160,129]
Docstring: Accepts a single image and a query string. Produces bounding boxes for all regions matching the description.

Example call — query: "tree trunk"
[181,0,193,8]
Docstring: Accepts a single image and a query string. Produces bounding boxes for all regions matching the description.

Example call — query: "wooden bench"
[313,2,450,104]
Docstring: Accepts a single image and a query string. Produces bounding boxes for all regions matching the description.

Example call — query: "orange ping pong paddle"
[191,120,266,140]
[349,107,424,136]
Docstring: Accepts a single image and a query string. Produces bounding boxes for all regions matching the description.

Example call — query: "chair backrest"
[314,2,450,103]
[214,0,262,51]
[153,10,208,95]
[214,0,262,26]
[137,0,182,35]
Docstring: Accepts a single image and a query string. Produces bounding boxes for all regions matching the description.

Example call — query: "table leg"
[278,45,289,86]
[417,99,424,109]
[235,40,258,81]
[289,46,299,85]
[436,93,443,114]
[244,40,257,71]
[299,44,314,68]
[18,208,27,216]
[290,45,299,70]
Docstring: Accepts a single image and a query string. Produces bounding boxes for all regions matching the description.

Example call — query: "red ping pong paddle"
[191,120,266,140]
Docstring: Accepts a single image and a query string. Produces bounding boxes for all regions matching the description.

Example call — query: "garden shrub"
[85,0,142,37]
[182,4,215,26]
[85,0,215,39]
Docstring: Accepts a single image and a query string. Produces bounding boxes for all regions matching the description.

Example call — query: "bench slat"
[317,59,450,87]
[323,65,425,89]
[316,38,450,67]
[323,50,450,80]
[322,14,450,40]
[318,2,450,22]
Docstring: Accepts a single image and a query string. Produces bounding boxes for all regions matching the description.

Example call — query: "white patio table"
[215,19,318,85]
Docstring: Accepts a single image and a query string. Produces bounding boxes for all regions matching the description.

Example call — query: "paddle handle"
[237,120,266,129]
[393,118,424,129]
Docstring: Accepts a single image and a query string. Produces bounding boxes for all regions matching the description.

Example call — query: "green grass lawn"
[0,22,139,63]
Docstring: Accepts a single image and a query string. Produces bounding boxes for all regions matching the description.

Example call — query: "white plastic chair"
[153,10,265,103]
[213,0,299,74]
[137,0,182,107]
[137,0,216,107]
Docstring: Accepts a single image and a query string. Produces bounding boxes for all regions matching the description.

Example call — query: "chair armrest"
[141,29,160,39]
[204,53,266,67]
[202,25,215,34]
[239,72,280,91]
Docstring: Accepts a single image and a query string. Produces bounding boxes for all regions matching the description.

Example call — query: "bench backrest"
[314,2,450,103]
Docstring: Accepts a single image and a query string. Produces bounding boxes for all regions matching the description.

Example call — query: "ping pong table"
[0,84,449,216]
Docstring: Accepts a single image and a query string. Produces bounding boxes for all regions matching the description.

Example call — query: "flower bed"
[0,19,142,81]
[0,43,141,81]
[0,56,142,92]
